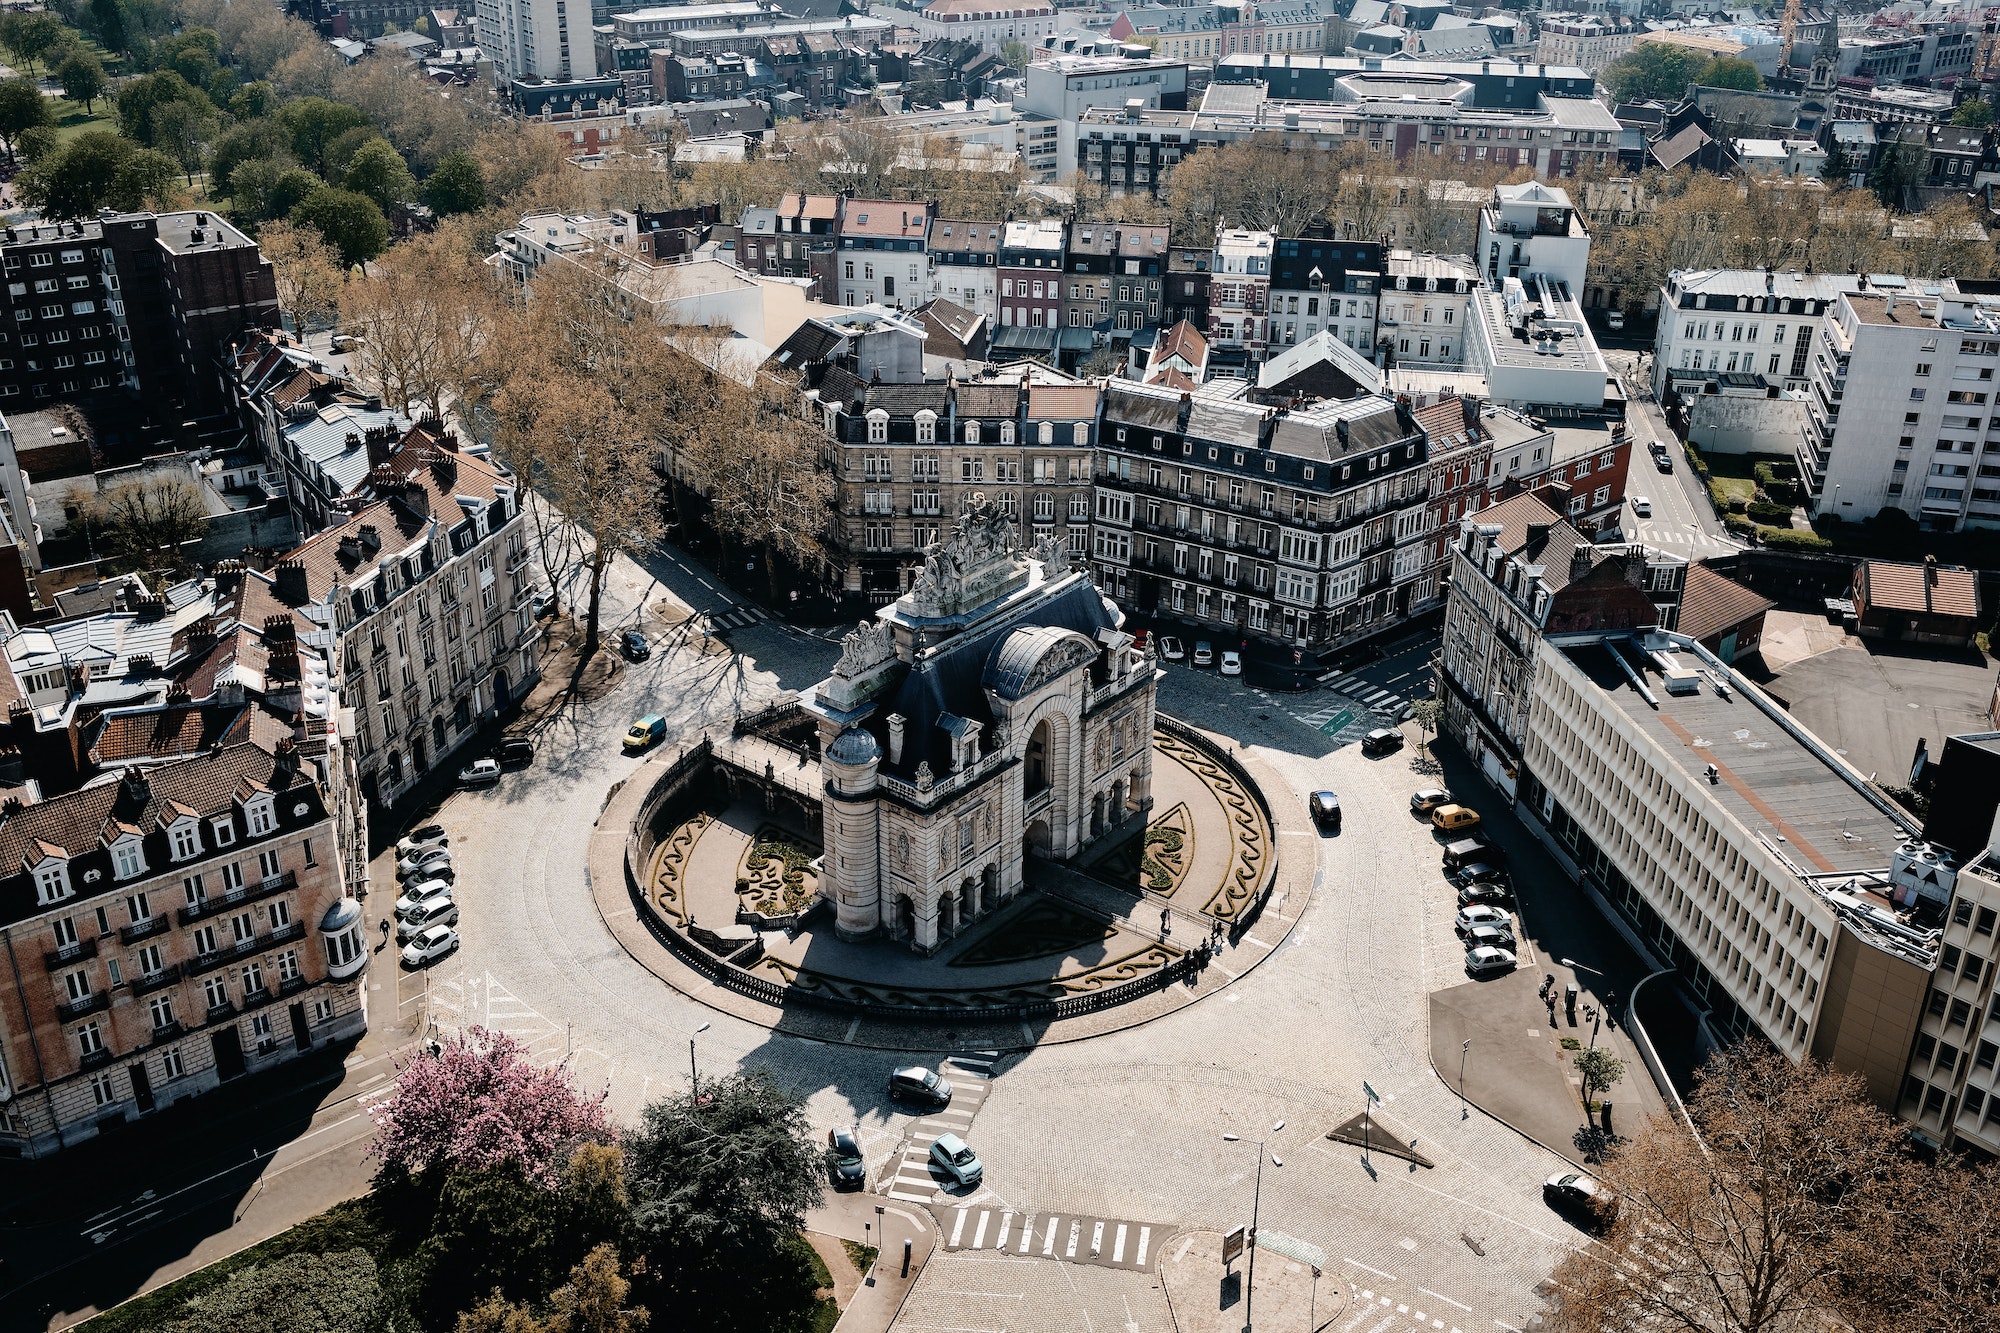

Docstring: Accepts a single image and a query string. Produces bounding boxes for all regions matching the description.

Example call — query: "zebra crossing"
[1315,670,1410,719]
[703,604,771,633]
[882,1055,997,1203]
[938,1204,1164,1272]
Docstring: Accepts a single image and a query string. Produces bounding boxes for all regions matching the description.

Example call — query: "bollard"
[902,1237,912,1277]
[1600,1101,1614,1136]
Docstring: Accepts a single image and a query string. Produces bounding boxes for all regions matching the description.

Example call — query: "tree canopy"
[289,186,389,268]
[1598,43,1765,104]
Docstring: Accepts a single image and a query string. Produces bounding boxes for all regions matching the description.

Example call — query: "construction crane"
[1778,0,1804,73]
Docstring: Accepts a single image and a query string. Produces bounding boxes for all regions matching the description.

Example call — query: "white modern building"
[1019,51,1191,181]
[474,0,578,82]
[908,0,1060,52]
[1650,268,1889,402]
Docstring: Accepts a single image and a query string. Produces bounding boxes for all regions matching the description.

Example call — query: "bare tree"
[678,368,832,605]
[339,228,497,417]
[92,475,208,569]
[259,219,345,333]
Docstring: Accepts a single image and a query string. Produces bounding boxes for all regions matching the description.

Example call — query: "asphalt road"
[1602,349,1742,563]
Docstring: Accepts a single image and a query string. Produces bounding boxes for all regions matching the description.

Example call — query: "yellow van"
[623,714,666,753]
[1431,804,1483,834]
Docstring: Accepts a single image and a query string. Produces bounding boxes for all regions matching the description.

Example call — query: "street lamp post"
[1459,1038,1471,1120]
[690,1021,710,1093]
[1223,1133,1265,1333]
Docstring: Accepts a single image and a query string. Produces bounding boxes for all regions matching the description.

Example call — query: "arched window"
[965,420,981,444]
[867,409,889,444]
[1072,422,1089,445]
[1037,421,1054,444]
[1000,421,1016,444]
[915,410,937,443]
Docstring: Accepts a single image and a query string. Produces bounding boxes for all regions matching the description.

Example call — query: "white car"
[397,847,453,881]
[1157,636,1186,662]
[928,1132,984,1187]
[398,898,459,940]
[394,877,455,919]
[458,757,502,787]
[1455,903,1511,935]
[1219,650,1242,677]
[395,824,449,859]
[401,924,459,967]
[1630,496,1652,517]
[1466,945,1517,977]
[1605,311,1625,331]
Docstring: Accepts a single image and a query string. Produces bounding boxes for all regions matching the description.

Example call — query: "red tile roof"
[1678,563,1774,644]
[1857,559,1979,619]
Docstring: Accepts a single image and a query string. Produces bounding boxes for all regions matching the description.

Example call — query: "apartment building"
[835,200,933,310]
[1532,12,1638,73]
[1413,393,1494,590]
[475,0,581,81]
[277,431,540,809]
[661,16,894,61]
[1478,407,1633,536]
[928,220,1002,325]
[1208,229,1274,363]
[1061,224,1169,337]
[1091,379,1434,653]
[1164,247,1212,333]
[1,212,276,430]
[1797,281,2000,532]
[1652,268,1881,401]
[1382,251,1477,366]
[0,739,368,1157]
[782,313,1097,601]
[998,217,1068,332]
[1110,1,1332,66]
[908,0,1057,51]
[1020,51,1191,182]
[1268,235,1382,355]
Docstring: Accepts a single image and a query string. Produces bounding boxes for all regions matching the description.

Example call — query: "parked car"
[826,1126,867,1192]
[1410,788,1450,814]
[1441,837,1502,871]
[928,1132,984,1188]
[401,924,459,967]
[623,715,667,754]
[458,757,502,787]
[1462,922,1516,952]
[394,878,455,919]
[1455,904,1511,935]
[1432,803,1483,833]
[1631,495,1653,517]
[1219,650,1242,677]
[888,1065,954,1108]
[397,847,453,881]
[1449,861,1510,888]
[1362,728,1404,756]
[531,593,554,620]
[1545,1171,1620,1229]
[398,896,460,941]
[1193,640,1215,668]
[1157,636,1186,662]
[496,737,535,768]
[396,825,449,858]
[1605,311,1625,332]
[620,629,651,661]
[1309,791,1342,829]
[1457,882,1515,909]
[1465,945,1517,977]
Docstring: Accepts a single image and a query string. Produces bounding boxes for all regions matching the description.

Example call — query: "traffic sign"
[1222,1224,1247,1265]
[1363,1081,1380,1105]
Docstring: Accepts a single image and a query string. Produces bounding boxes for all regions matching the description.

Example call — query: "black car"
[826,1126,866,1191]
[1309,791,1342,829]
[1449,861,1510,888]
[1361,728,1404,756]
[620,629,651,661]
[1457,882,1515,909]
[888,1065,954,1108]
[496,737,535,768]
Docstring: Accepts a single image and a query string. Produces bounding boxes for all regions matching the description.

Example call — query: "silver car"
[1462,922,1516,953]
[1455,903,1510,935]
[928,1132,983,1187]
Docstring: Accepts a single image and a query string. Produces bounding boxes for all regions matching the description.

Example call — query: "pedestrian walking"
[1160,908,1171,938]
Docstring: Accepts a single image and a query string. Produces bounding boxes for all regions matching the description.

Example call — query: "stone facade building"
[0,740,368,1156]
[804,504,1156,952]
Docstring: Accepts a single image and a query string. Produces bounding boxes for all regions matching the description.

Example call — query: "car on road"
[826,1126,867,1192]
[1432,803,1483,833]
[398,896,460,940]
[1544,1171,1619,1229]
[1631,495,1652,517]
[396,825,449,858]
[401,924,459,967]
[1606,311,1625,331]
[623,714,667,754]
[496,737,535,768]
[1309,791,1342,829]
[1157,636,1186,662]
[1654,451,1673,474]
[395,878,455,918]
[1362,728,1405,757]
[889,1065,953,1108]
[1465,945,1517,977]
[1193,640,1215,668]
[397,847,453,881]
[1456,904,1512,934]
[620,629,651,661]
[458,757,502,787]
[1457,882,1516,909]
[928,1133,984,1188]
[1462,922,1516,952]
[1219,649,1242,677]
[1410,788,1450,814]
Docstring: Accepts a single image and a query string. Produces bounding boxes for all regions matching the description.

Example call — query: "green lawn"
[48,93,116,142]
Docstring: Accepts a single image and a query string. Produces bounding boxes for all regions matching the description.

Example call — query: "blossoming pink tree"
[368,1026,614,1188]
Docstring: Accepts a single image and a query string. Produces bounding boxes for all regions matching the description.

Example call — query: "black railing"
[56,991,109,1022]
[120,915,171,945]
[185,921,306,978]
[131,964,183,997]
[44,936,99,970]
[180,872,297,925]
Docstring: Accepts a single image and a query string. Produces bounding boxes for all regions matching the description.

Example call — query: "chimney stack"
[274,559,310,605]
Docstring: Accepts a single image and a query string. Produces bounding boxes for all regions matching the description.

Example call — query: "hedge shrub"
[1761,527,1833,551]
[1723,513,1758,536]
[1747,501,1795,524]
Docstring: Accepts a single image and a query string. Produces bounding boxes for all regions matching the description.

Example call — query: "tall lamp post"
[1223,1133,1265,1333]
[1459,1038,1471,1119]
[690,1021,710,1093]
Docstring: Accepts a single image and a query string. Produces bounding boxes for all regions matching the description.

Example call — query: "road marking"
[1112,1223,1127,1263]
[1136,1226,1151,1267]
[1174,1236,1193,1264]
[951,1208,968,1247]
[1018,1213,1034,1253]
[972,1210,990,1249]
[1042,1217,1058,1256]
[1422,1288,1473,1312]
[1065,1218,1081,1259]
[996,1211,1012,1249]
[1346,1258,1396,1280]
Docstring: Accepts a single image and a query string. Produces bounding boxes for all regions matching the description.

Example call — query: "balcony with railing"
[181,871,297,925]
[132,963,182,996]
[44,935,99,970]
[185,921,307,978]
[56,990,109,1022]
[121,914,171,945]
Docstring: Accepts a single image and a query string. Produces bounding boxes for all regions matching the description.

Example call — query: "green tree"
[1,11,67,75]
[151,99,219,184]
[290,186,389,267]
[117,70,210,147]
[457,1245,650,1333]
[55,48,106,114]
[227,155,295,222]
[424,148,486,215]
[174,1249,384,1333]
[230,81,279,121]
[1868,137,1927,209]
[278,96,371,177]
[341,137,415,212]
[1952,98,1996,127]
[1697,56,1764,91]
[1820,134,1855,186]
[211,119,294,195]
[0,77,53,167]
[1000,39,1030,70]
[1598,42,1706,104]
[1571,1047,1627,1108]
[265,166,323,220]
[323,124,382,180]
[18,128,124,217]
[1407,697,1444,754]
[85,0,128,54]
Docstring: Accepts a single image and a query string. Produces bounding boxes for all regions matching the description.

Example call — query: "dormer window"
[965,420,981,444]
[33,859,70,904]
[169,819,200,862]
[212,816,237,847]
[866,409,889,444]
[915,410,937,444]
[245,799,275,838]
[1000,421,1016,445]
[111,838,146,881]
[1038,421,1054,444]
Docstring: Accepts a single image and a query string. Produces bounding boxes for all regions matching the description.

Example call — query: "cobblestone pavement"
[418,541,1571,1333]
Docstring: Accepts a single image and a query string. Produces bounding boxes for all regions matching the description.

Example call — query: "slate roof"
[1678,563,1774,644]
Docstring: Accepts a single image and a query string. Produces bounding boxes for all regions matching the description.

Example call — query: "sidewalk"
[1160,1231,1347,1333]
[806,1192,936,1333]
